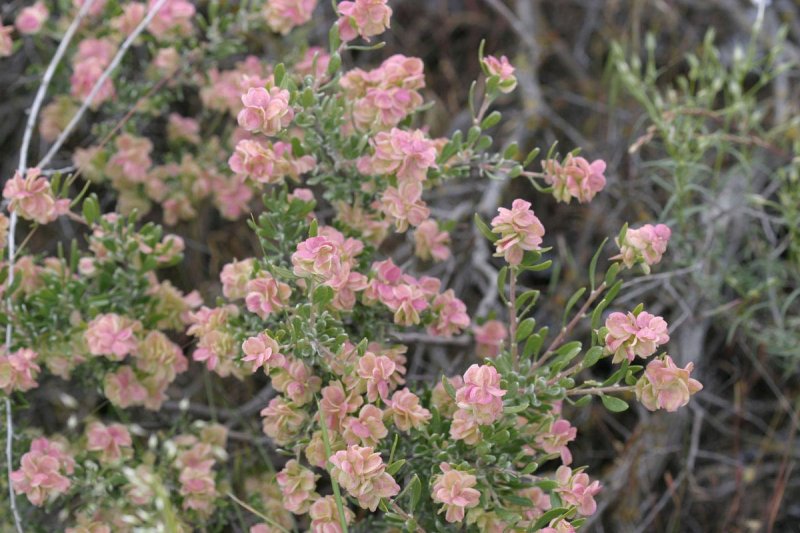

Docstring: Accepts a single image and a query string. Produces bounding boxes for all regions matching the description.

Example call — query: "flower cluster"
[542,154,607,204]
[329,445,400,510]
[613,223,672,273]
[604,310,670,363]
[491,199,545,265]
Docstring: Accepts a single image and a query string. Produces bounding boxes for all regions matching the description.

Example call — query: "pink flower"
[542,519,576,533]
[542,155,607,204]
[343,404,387,446]
[449,409,481,444]
[179,465,217,514]
[296,47,331,81]
[276,459,318,514]
[3,168,68,225]
[365,128,437,183]
[379,181,430,232]
[263,0,317,35]
[431,463,481,523]
[228,139,281,182]
[85,422,132,462]
[85,314,140,360]
[260,397,308,445]
[309,495,355,532]
[534,418,577,465]
[237,87,294,135]
[15,2,48,35]
[555,466,601,516]
[357,352,402,402]
[352,87,423,130]
[428,289,470,337]
[337,0,392,42]
[414,219,451,262]
[272,359,321,406]
[103,367,148,408]
[11,438,74,506]
[220,258,255,300]
[70,59,116,108]
[604,310,669,363]
[245,275,292,319]
[242,332,286,373]
[320,380,363,431]
[73,0,108,17]
[473,320,508,358]
[388,388,431,431]
[75,38,116,68]
[455,364,506,424]
[107,134,152,183]
[292,236,339,279]
[329,445,400,510]
[0,348,40,393]
[483,55,517,93]
[432,375,463,418]
[0,22,13,57]
[147,0,195,40]
[112,2,146,35]
[167,113,200,144]
[636,355,703,412]
[491,199,545,265]
[613,224,671,274]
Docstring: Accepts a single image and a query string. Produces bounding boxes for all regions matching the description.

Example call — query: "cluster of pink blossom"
[245,273,292,320]
[450,364,506,443]
[554,466,602,517]
[0,348,41,393]
[263,0,318,35]
[329,444,400,510]
[188,305,244,378]
[0,19,12,57]
[147,0,196,41]
[337,0,392,42]
[276,459,319,514]
[414,219,451,262]
[11,437,75,506]
[532,418,578,465]
[636,355,703,412]
[491,198,546,265]
[242,331,286,373]
[483,54,518,93]
[613,223,672,273]
[85,421,132,463]
[201,56,272,116]
[431,462,481,523]
[604,310,670,363]
[340,54,425,132]
[542,154,607,204]
[473,320,508,358]
[70,36,116,108]
[85,313,141,361]
[229,138,316,185]
[3,168,69,225]
[15,1,49,35]
[237,86,294,136]
[172,427,227,516]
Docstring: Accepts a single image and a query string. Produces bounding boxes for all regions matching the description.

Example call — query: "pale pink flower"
[272,359,321,406]
[260,396,308,445]
[263,0,317,35]
[214,175,254,220]
[534,418,577,465]
[296,47,331,81]
[147,0,195,40]
[309,495,355,532]
[483,55,517,93]
[136,330,187,385]
[357,352,401,402]
[85,422,132,462]
[112,2,146,35]
[473,320,508,358]
[15,2,48,35]
[245,275,292,319]
[85,314,139,360]
[73,0,108,17]
[414,219,451,262]
[220,258,255,299]
[455,364,506,424]
[153,47,181,75]
[555,466,601,516]
[11,438,73,506]
[431,375,463,418]
[366,129,436,182]
[613,223,671,273]
[103,366,148,408]
[167,113,200,144]
[352,87,423,130]
[329,445,400,511]
[292,236,339,279]
[179,465,217,514]
[343,404,387,446]
[519,486,552,522]
[75,38,116,68]
[542,155,607,204]
[428,289,470,337]
[3,168,67,225]
[542,519,576,533]
[379,181,430,232]
[388,388,431,431]
[0,22,13,57]
[0,348,40,393]
[337,0,392,42]
[491,199,545,265]
[449,409,481,444]
[604,311,669,363]
[39,96,76,142]
[432,463,481,523]
[237,87,293,135]
[70,59,116,108]
[276,459,318,514]
[228,139,280,182]
[242,332,286,373]
[320,380,363,431]
[636,355,703,412]
[107,134,152,183]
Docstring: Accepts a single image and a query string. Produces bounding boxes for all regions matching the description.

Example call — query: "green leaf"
[601,395,629,412]
[408,475,422,512]
[474,213,497,242]
[386,459,406,475]
[582,346,604,368]
[589,238,608,291]
[497,266,509,305]
[82,194,100,225]
[516,318,536,341]
[313,285,334,306]
[504,400,529,414]
[442,375,456,400]
[563,287,587,326]
[605,262,621,285]
[481,111,502,129]
[273,63,286,86]
[532,508,570,530]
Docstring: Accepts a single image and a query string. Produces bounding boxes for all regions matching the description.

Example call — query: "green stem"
[317,399,349,533]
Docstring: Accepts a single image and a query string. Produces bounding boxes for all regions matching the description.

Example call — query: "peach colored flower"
[343,404,387,446]
[388,388,431,431]
[107,134,152,183]
[15,2,48,34]
[431,375,463,418]
[534,418,577,465]
[542,154,607,204]
[220,258,255,300]
[613,223,671,274]
[0,22,12,57]
[237,87,294,135]
[414,219,451,262]
[112,2,146,35]
[604,310,669,364]
[555,466,601,516]
[85,313,140,360]
[276,459,318,514]
[432,463,481,523]
[455,364,506,424]
[428,289,470,337]
[260,396,308,445]
[337,0,392,42]
[329,445,400,510]
[103,367,148,408]
[263,0,317,35]
[242,332,285,373]
[272,359,321,406]
[320,380,363,431]
[85,422,132,463]
[3,168,68,225]
[309,495,355,532]
[491,199,545,265]
[635,355,703,412]
[245,275,292,319]
[0,348,40,393]
[147,0,195,40]
[11,438,74,506]
[473,320,508,359]
[483,55,517,93]
[449,409,481,444]
[357,352,401,402]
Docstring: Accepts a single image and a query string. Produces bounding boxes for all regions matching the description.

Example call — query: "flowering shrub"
[0,1,704,531]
